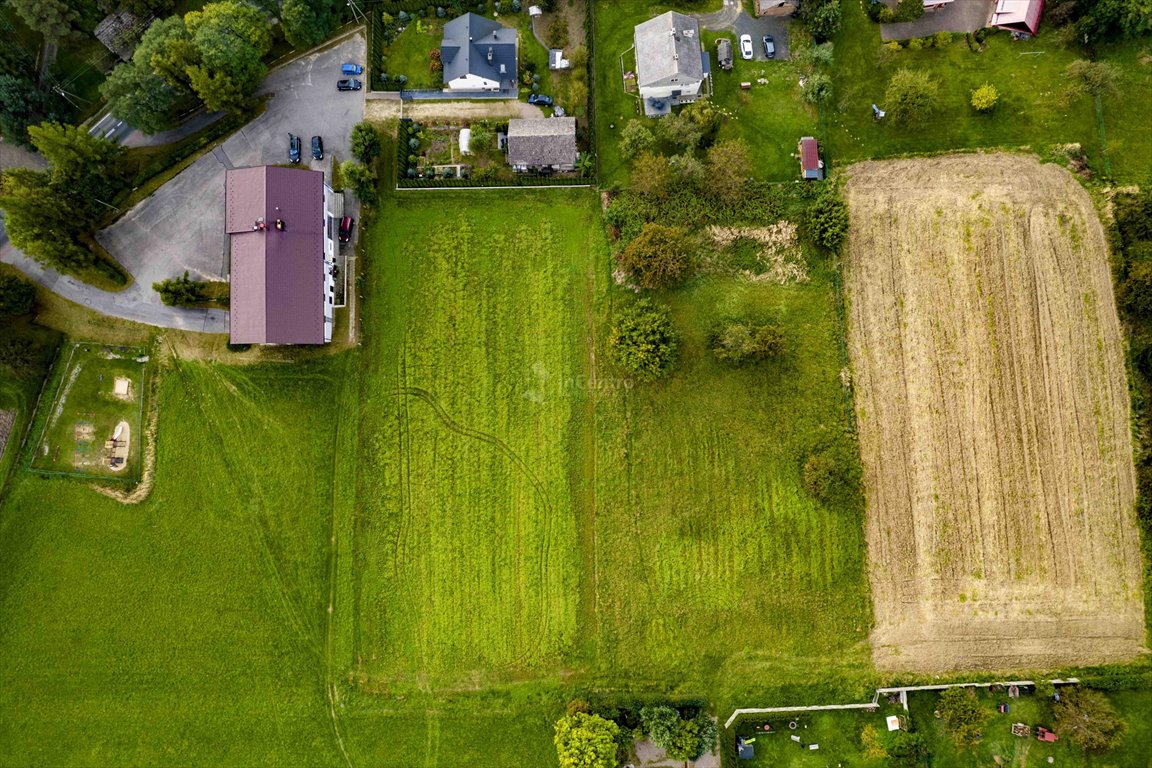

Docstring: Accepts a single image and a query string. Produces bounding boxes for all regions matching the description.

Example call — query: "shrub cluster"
[609,299,679,381]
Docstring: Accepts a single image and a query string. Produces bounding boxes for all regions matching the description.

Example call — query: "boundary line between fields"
[724,677,1081,729]
[395,184,594,191]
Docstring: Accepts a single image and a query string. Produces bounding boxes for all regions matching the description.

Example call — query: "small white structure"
[886,715,901,732]
[528,4,543,16]
[549,49,570,69]
[459,128,473,155]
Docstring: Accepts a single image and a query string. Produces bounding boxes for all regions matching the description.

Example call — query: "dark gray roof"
[441,13,518,87]
[225,166,325,345]
[634,11,704,89]
[507,118,577,167]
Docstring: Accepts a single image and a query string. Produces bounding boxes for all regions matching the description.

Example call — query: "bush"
[616,223,695,289]
[1115,189,1152,244]
[350,121,383,163]
[554,713,619,768]
[801,439,859,504]
[893,0,924,21]
[1054,688,1127,752]
[545,16,568,49]
[807,185,849,252]
[153,271,206,306]
[906,36,924,50]
[1121,259,1152,319]
[884,67,940,125]
[0,273,36,316]
[933,31,952,46]
[710,322,785,365]
[801,0,842,40]
[970,83,999,112]
[639,706,716,761]
[1065,59,1119,98]
[802,72,832,104]
[609,299,679,381]
[937,688,987,749]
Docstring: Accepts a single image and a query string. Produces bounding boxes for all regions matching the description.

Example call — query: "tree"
[630,152,672,199]
[616,223,694,289]
[1079,0,1152,40]
[135,16,200,91]
[186,1,273,94]
[341,160,378,205]
[0,338,42,380]
[802,72,832,104]
[884,68,939,125]
[609,299,679,381]
[1115,188,1152,245]
[1065,59,1120,98]
[0,274,36,316]
[619,120,655,160]
[0,74,64,146]
[668,153,706,188]
[153,271,207,305]
[706,139,751,203]
[6,0,82,44]
[281,0,339,50]
[657,111,704,150]
[808,185,850,252]
[351,121,383,162]
[710,322,785,364]
[100,62,185,134]
[468,123,494,154]
[937,688,987,749]
[553,713,619,768]
[801,440,860,505]
[1054,688,1127,752]
[800,0,842,40]
[970,83,999,113]
[187,65,249,114]
[792,41,834,71]
[640,706,716,761]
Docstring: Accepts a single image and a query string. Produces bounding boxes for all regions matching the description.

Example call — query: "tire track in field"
[393,385,556,666]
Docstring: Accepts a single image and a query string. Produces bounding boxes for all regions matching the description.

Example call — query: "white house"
[634,11,708,117]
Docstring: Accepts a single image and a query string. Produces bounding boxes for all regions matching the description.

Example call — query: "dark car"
[527,93,553,106]
[341,63,363,76]
[762,35,775,59]
[311,135,324,160]
[337,78,363,91]
[338,216,354,243]
[288,133,301,163]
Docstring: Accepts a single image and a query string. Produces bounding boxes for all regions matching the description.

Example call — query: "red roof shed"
[799,136,823,180]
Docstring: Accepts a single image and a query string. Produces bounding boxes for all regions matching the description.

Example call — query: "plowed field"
[843,154,1146,672]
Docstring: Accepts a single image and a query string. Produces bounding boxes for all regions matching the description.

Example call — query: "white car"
[739,34,754,60]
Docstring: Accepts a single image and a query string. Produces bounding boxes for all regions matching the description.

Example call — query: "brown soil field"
[843,153,1146,673]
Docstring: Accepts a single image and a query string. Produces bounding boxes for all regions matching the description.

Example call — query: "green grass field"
[27,343,146,479]
[828,1,1152,182]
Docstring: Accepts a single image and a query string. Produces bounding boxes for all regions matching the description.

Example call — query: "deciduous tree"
[350,121,383,163]
[0,274,36,316]
[630,152,672,199]
[1065,59,1120,98]
[6,0,82,44]
[619,119,655,160]
[187,65,249,114]
[617,222,694,289]
[341,160,378,205]
[553,713,619,768]
[807,184,849,252]
[1054,688,1127,752]
[937,688,987,749]
[280,0,339,50]
[100,62,184,134]
[884,67,939,125]
[706,139,750,203]
[609,299,679,381]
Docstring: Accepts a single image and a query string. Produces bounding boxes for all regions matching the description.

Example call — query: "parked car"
[716,38,733,70]
[338,216,355,243]
[739,34,754,60]
[762,35,775,59]
[341,63,363,76]
[288,133,301,163]
[311,135,324,160]
[527,93,553,106]
[337,78,363,91]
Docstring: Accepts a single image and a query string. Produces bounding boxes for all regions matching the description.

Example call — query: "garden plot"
[843,153,1146,672]
[30,343,147,480]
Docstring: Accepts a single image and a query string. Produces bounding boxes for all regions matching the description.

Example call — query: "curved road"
[1,28,367,334]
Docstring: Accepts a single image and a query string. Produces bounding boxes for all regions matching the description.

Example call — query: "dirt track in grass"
[843,153,1146,672]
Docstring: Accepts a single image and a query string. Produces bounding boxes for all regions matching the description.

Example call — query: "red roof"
[800,137,820,171]
[225,167,326,345]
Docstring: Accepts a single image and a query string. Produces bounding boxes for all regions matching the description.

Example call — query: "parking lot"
[98,33,367,287]
[696,0,792,60]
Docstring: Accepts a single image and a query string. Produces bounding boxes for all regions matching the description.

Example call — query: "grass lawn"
[827,0,1151,182]
[27,342,146,480]
[703,30,819,181]
[0,355,352,765]
[733,707,898,767]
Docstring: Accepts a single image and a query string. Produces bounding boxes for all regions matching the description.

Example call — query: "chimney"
[487,46,493,62]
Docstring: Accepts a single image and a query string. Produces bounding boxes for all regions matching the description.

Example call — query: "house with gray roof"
[441,13,518,92]
[225,166,339,345]
[507,117,578,172]
[634,11,708,117]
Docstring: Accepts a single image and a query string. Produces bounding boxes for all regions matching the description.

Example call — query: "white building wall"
[448,73,500,91]
[639,80,702,100]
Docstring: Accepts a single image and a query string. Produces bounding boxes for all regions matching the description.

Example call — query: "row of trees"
[553,701,717,768]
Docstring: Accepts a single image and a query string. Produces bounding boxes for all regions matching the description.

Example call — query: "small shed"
[549,49,570,69]
[799,136,824,180]
[886,715,901,732]
[528,4,543,16]
[756,0,798,15]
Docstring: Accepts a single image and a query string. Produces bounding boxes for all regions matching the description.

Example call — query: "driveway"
[695,0,791,60]
[881,0,993,40]
[0,31,367,332]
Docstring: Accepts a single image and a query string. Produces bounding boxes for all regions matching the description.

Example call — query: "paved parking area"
[98,32,367,286]
[881,0,993,40]
[696,0,792,61]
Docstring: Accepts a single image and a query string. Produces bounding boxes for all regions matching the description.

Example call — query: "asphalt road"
[0,31,368,333]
